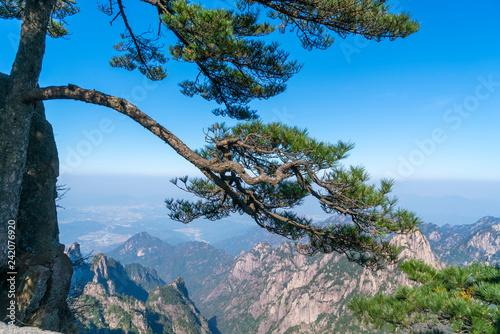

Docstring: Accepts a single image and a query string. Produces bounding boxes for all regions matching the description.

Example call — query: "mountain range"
[67,216,500,333]
[67,243,211,333]
[420,216,500,265]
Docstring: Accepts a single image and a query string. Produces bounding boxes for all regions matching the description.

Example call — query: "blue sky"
[2,0,500,226]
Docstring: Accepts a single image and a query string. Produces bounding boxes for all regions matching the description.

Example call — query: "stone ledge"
[0,322,61,334]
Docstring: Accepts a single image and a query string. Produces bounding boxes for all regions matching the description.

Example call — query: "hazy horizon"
[58,173,500,227]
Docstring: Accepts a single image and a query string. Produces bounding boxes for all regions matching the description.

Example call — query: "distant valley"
[58,197,255,255]
[57,189,500,256]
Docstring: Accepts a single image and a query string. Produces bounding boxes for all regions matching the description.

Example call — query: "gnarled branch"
[21,84,420,269]
[21,85,302,186]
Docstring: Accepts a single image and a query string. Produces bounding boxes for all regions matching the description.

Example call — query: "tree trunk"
[0,0,74,331]
[0,0,56,266]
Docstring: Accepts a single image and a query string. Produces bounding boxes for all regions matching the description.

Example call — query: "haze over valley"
[57,174,500,254]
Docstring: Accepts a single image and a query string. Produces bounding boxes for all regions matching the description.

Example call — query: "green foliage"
[48,0,80,37]
[163,0,301,119]
[167,121,421,268]
[1,0,79,37]
[253,0,420,50]
[99,0,167,81]
[349,260,500,333]
[98,0,419,118]
[110,32,168,81]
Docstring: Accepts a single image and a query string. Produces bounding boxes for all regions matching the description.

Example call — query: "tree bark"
[0,0,73,330]
[22,85,298,186]
[0,0,56,266]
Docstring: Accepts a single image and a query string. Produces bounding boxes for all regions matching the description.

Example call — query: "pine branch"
[22,85,418,268]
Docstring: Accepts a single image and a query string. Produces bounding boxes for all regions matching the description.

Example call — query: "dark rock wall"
[0,73,74,332]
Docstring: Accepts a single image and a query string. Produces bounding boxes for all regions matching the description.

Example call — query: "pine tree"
[1,0,420,329]
[349,260,500,333]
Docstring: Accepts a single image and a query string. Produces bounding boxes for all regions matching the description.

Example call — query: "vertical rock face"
[65,243,93,299]
[420,216,500,265]
[0,73,73,332]
[147,278,212,334]
[199,230,443,334]
[390,230,445,270]
[73,253,211,333]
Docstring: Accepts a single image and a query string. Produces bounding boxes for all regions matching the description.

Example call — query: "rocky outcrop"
[0,73,73,332]
[108,233,234,305]
[147,278,212,334]
[199,230,442,334]
[0,322,62,333]
[390,230,445,269]
[66,242,83,263]
[74,253,211,333]
[421,216,500,265]
[65,243,93,299]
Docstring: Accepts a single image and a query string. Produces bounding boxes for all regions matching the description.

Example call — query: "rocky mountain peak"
[89,253,148,301]
[421,216,500,265]
[65,242,82,263]
[108,231,175,262]
[91,253,111,280]
[390,230,445,269]
[473,216,499,226]
[171,277,189,298]
[134,231,154,241]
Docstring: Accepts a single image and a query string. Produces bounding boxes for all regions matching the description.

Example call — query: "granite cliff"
[198,230,442,334]
[68,248,211,333]
[108,228,443,333]
[108,233,234,306]
[0,73,73,332]
[421,216,500,265]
